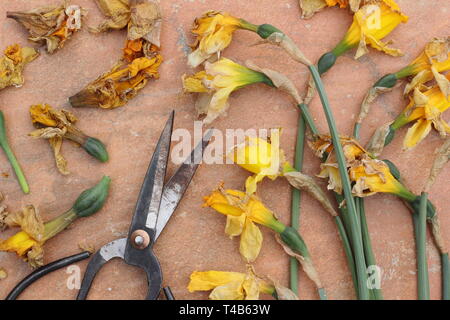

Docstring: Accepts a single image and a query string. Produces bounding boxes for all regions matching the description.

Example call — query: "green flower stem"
[358,197,383,300]
[43,209,78,241]
[309,64,369,300]
[299,102,359,299]
[290,111,306,295]
[417,192,430,300]
[335,215,359,296]
[442,253,450,300]
[0,111,29,194]
[353,115,382,300]
[298,103,319,137]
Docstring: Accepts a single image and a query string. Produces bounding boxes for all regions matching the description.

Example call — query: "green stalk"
[442,253,450,300]
[298,103,319,137]
[335,215,359,296]
[358,198,383,299]
[0,111,29,194]
[299,103,359,298]
[353,117,382,300]
[309,65,369,300]
[290,110,306,295]
[417,192,430,300]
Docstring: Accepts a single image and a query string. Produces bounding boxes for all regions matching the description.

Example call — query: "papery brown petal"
[50,136,70,175]
[430,215,448,255]
[424,138,450,192]
[275,233,323,289]
[366,121,393,157]
[245,60,303,104]
[259,33,312,66]
[267,277,299,300]
[298,0,327,19]
[283,171,337,216]
[128,0,162,47]
[357,86,393,124]
[91,0,131,32]
[4,205,45,242]
[0,194,8,231]
[27,245,44,269]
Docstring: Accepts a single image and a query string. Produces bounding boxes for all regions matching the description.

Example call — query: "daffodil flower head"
[309,134,367,194]
[188,266,284,300]
[183,58,273,124]
[349,158,414,199]
[318,0,407,73]
[203,186,284,262]
[402,37,450,95]
[391,84,450,150]
[188,11,246,68]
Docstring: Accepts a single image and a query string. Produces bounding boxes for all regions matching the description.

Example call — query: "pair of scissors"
[75,110,210,300]
[5,111,210,300]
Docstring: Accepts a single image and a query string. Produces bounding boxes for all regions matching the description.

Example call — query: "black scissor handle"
[5,251,91,300]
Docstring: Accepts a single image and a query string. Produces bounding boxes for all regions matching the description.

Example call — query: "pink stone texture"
[0,0,449,300]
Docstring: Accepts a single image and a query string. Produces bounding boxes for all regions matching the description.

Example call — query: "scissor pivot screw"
[131,230,150,249]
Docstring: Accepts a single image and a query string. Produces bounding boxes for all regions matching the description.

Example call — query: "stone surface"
[0,0,449,300]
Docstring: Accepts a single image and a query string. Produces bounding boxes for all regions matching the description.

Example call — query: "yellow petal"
[203,190,244,217]
[188,270,246,292]
[239,220,263,262]
[209,281,245,300]
[225,214,245,237]
[0,231,39,257]
[404,118,433,150]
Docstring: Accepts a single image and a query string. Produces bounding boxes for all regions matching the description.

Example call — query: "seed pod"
[83,137,109,163]
[72,176,111,218]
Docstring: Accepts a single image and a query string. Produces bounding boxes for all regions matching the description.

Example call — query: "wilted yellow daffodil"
[309,134,366,194]
[203,187,284,262]
[0,44,39,90]
[203,185,325,292]
[390,84,450,150]
[0,177,111,269]
[70,51,162,109]
[318,0,407,74]
[350,158,416,200]
[70,0,162,109]
[188,266,298,300]
[228,130,337,216]
[401,37,450,95]
[342,0,408,58]
[299,0,362,19]
[309,135,417,202]
[188,11,257,67]
[29,104,109,175]
[7,3,84,54]
[183,58,274,124]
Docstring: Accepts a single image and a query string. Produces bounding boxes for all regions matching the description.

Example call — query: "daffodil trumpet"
[355,37,450,138]
[0,176,111,268]
[183,58,275,124]
[0,111,29,194]
[203,186,326,299]
[188,265,298,300]
[317,0,408,75]
[367,80,450,156]
[227,130,337,217]
[29,104,109,175]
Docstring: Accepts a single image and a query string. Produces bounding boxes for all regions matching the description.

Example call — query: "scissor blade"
[154,129,213,241]
[129,111,174,241]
